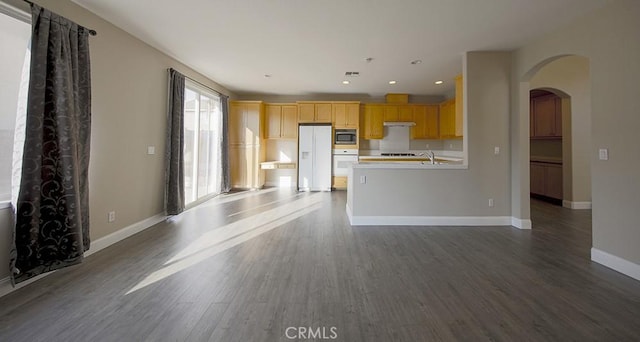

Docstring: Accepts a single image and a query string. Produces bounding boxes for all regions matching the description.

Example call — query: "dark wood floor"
[1,189,639,341]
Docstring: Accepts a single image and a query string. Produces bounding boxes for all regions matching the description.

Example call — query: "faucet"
[427,150,435,164]
[418,150,436,164]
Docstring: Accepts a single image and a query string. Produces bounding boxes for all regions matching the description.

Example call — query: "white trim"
[1,213,167,298]
[85,214,167,257]
[0,272,50,299]
[511,217,532,229]
[348,213,513,226]
[591,248,640,282]
[0,1,30,24]
[348,204,531,229]
[0,201,11,209]
[264,181,295,188]
[346,203,354,224]
[562,200,592,210]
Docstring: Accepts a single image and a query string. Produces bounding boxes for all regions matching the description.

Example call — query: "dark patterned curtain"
[165,69,185,215]
[220,95,231,193]
[10,4,92,284]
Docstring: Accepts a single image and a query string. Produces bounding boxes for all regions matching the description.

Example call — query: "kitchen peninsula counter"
[356,150,465,169]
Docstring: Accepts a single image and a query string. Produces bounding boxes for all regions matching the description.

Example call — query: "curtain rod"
[23,0,97,36]
[170,68,228,98]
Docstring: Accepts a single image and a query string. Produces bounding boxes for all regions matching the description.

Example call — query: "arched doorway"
[519,55,593,250]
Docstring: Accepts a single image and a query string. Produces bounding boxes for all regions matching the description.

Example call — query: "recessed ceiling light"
[365,57,374,63]
[410,59,422,65]
[389,80,397,85]
[435,80,444,85]
[342,80,350,85]
[264,74,272,78]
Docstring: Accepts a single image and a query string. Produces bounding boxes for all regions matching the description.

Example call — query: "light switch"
[599,148,608,160]
[147,146,155,155]
[494,146,500,155]
[360,176,366,184]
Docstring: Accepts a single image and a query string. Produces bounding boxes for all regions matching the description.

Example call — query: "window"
[0,12,31,203]
[183,81,223,205]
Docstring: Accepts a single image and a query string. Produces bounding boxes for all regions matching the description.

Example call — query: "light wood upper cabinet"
[438,75,463,139]
[332,102,360,129]
[298,102,332,123]
[265,103,297,139]
[398,105,413,122]
[383,105,399,122]
[361,104,384,139]
[381,104,412,122]
[530,93,562,139]
[281,105,298,138]
[439,99,456,138]
[412,105,439,139]
[229,101,263,145]
[454,75,463,137]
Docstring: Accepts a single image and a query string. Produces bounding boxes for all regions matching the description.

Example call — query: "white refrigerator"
[298,124,332,191]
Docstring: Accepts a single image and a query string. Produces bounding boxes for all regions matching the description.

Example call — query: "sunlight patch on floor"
[125,193,323,294]
[227,192,304,217]
[195,187,280,210]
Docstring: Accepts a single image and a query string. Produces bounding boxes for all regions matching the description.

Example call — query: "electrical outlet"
[147,146,155,155]
[425,144,429,149]
[449,144,453,149]
[108,211,116,223]
[599,148,608,160]
[488,199,494,207]
[360,176,366,184]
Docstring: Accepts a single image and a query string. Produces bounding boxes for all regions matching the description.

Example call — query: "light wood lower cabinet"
[230,145,265,189]
[530,161,562,200]
[332,176,347,189]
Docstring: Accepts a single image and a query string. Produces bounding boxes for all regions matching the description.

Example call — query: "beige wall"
[349,52,512,217]
[512,0,640,264]
[529,56,591,204]
[0,0,234,281]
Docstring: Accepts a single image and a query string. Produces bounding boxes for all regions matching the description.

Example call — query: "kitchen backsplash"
[530,139,562,158]
[360,138,463,152]
[411,139,463,151]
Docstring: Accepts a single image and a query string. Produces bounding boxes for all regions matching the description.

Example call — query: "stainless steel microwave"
[334,129,357,145]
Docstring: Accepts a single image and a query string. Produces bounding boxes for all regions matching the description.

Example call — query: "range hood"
[383,121,416,127]
[380,124,413,153]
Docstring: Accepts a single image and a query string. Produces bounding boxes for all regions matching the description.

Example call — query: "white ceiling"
[72,0,607,97]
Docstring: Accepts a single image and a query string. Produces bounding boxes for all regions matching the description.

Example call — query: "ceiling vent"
[344,71,360,77]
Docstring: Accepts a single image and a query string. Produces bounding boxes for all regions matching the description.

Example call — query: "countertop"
[530,155,562,164]
[354,150,466,169]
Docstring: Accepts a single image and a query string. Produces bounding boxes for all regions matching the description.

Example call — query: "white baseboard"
[591,248,640,281]
[348,204,532,229]
[0,213,167,298]
[511,217,532,230]
[85,213,167,257]
[563,200,592,210]
[264,181,295,188]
